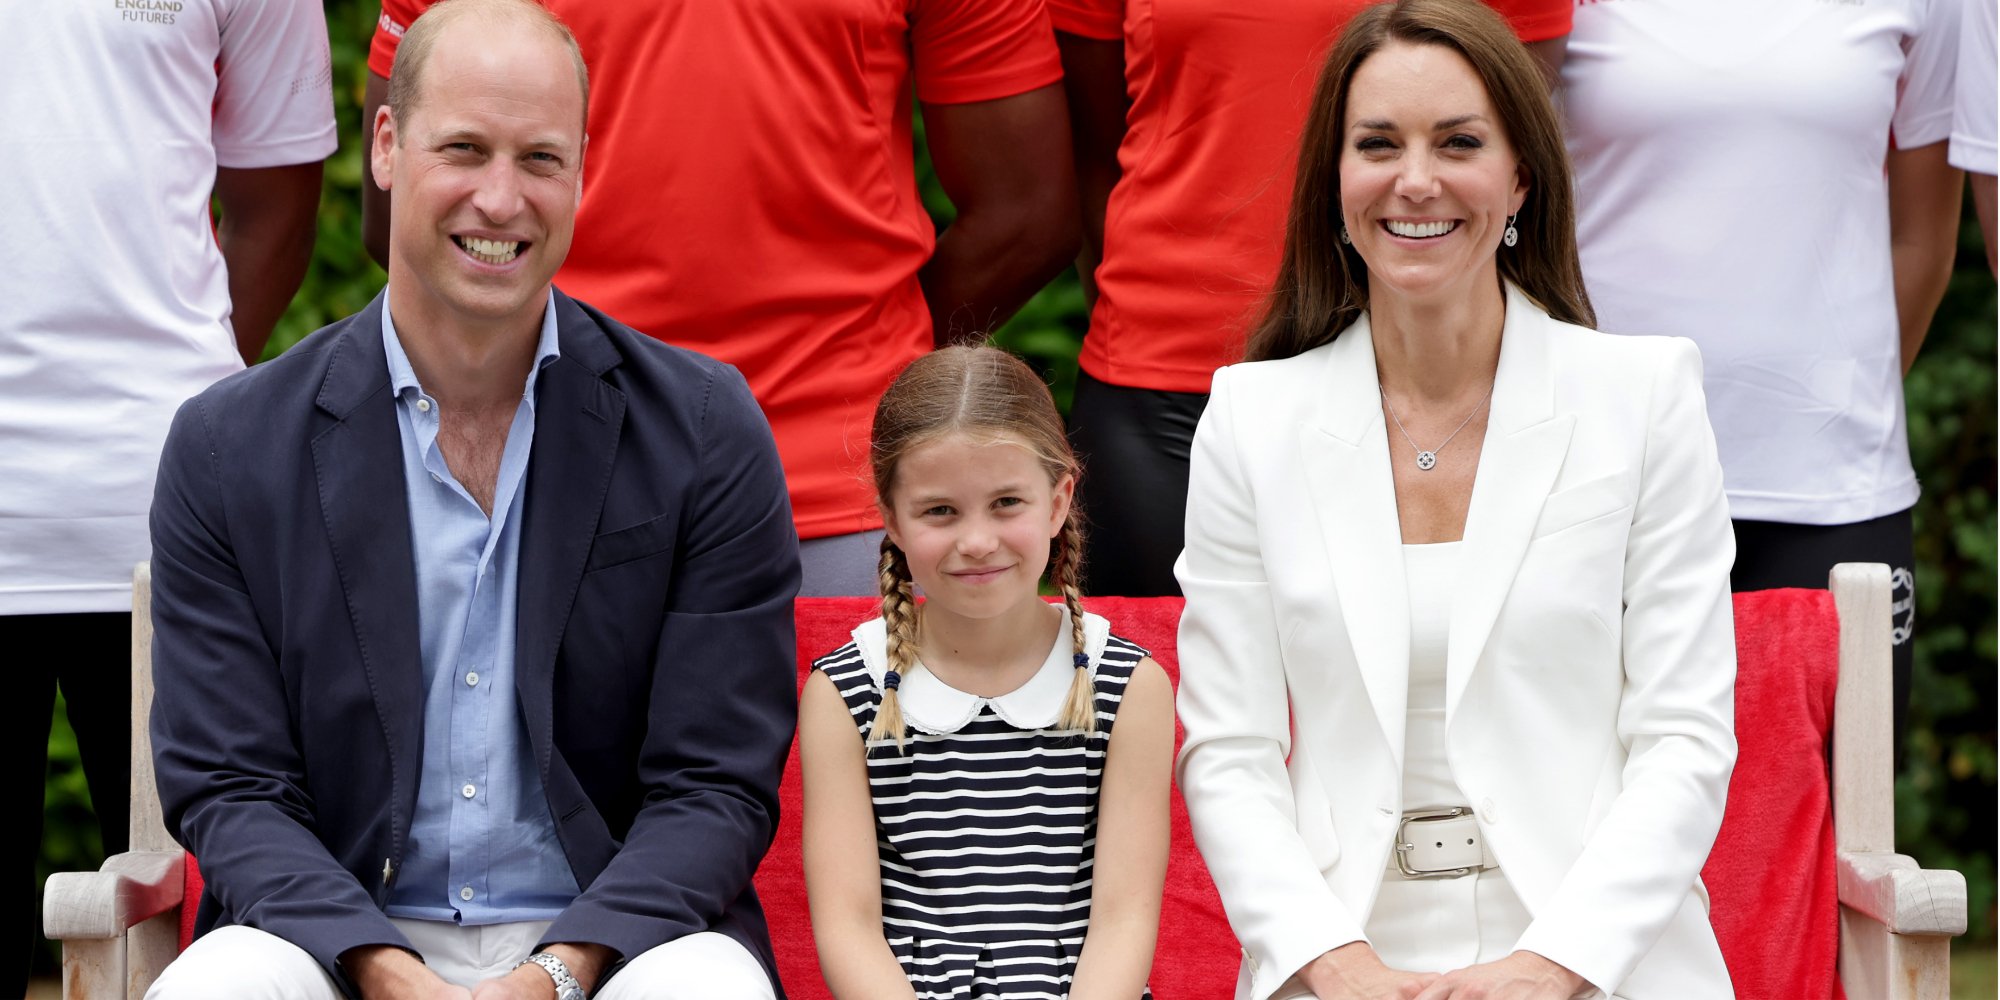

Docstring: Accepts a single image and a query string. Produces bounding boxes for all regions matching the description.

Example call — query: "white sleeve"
[212,0,338,168]
[1893,0,1961,149]
[1951,0,1998,173]
[1512,339,1739,995]
[1174,366,1363,1000]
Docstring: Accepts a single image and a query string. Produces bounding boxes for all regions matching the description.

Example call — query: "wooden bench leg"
[1838,908,1953,1000]
[126,912,179,999]
[61,937,124,1000]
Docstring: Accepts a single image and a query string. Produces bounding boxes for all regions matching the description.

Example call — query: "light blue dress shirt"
[380,292,578,924]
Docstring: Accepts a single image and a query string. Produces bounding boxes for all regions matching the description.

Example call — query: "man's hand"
[342,944,472,1000]
[1300,941,1441,999]
[469,965,557,1000]
[472,943,617,1000]
[1410,951,1589,1000]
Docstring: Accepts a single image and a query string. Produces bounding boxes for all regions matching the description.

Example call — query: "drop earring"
[1502,213,1519,247]
[1340,224,1351,245]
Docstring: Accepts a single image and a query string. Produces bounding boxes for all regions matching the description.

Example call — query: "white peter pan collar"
[851,605,1112,735]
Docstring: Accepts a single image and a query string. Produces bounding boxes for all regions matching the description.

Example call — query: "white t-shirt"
[1563,0,1957,526]
[0,0,336,613]
[1952,0,1997,174]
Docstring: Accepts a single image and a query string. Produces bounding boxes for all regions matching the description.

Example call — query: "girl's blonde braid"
[868,536,920,752]
[1051,511,1097,735]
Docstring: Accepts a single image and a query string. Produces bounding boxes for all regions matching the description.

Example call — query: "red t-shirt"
[372,1,1063,539]
[1049,0,1572,394]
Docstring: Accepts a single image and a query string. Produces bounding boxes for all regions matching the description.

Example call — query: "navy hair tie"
[1073,652,1089,669]
[883,669,902,691]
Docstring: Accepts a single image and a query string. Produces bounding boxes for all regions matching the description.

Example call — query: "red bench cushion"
[179,591,1840,1000]
[1701,588,1843,1000]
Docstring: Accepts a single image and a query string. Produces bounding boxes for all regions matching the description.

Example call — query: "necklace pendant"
[1416,451,1437,471]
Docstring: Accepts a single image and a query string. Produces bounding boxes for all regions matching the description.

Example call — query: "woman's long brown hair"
[1244,0,1595,363]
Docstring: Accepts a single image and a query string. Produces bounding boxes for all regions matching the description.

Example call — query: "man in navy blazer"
[145,2,800,998]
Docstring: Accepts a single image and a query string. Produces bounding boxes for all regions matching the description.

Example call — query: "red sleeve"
[911,0,1067,105]
[1484,0,1571,43]
[1048,0,1123,41]
[366,0,437,78]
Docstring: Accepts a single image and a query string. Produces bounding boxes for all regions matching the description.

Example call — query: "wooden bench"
[44,564,1965,998]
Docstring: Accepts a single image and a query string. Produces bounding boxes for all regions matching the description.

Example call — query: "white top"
[1401,541,1466,812]
[1953,0,1997,174]
[1563,0,1957,525]
[0,0,337,613]
[848,605,1113,735]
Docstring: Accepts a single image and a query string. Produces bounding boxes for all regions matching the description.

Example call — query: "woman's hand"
[1410,951,1589,999]
[1301,942,1441,999]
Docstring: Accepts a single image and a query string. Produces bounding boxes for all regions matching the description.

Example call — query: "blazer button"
[1480,797,1500,824]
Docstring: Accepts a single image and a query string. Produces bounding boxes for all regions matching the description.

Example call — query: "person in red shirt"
[1054,0,1570,595]
[364,0,1078,595]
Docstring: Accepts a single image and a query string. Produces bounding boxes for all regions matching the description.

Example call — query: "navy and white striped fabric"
[813,611,1155,1000]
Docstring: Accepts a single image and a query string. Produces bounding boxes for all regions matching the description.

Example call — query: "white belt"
[1390,807,1498,879]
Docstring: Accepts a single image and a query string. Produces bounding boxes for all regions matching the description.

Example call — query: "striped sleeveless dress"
[812,607,1155,1000]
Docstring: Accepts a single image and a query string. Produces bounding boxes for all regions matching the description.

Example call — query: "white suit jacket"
[1174,285,1738,1000]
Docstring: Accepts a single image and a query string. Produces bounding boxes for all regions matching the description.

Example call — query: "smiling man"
[143,2,800,998]
[362,0,1077,599]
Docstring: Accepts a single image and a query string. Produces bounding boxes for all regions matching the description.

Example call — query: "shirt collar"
[851,605,1111,735]
[380,288,563,404]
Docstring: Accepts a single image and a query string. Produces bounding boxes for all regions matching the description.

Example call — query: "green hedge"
[39,0,1996,970]
[1898,218,1998,940]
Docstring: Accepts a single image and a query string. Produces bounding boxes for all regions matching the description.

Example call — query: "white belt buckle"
[1394,807,1487,879]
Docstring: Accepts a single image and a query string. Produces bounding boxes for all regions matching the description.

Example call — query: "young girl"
[799,346,1174,1000]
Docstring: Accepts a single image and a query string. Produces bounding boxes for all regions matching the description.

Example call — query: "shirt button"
[461,783,476,799]
[430,472,443,484]
[459,886,474,902]
[416,398,432,412]
[1480,797,1500,824]
[465,671,479,687]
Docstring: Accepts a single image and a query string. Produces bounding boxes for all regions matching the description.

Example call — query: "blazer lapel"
[310,294,425,770]
[515,292,626,775]
[1445,285,1574,722]
[1300,316,1412,769]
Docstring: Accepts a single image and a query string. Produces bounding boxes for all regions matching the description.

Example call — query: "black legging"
[10,611,131,993]
[1067,371,1209,597]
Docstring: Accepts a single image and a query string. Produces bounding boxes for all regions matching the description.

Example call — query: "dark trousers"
[1730,509,1916,754]
[1067,371,1209,597]
[10,612,131,995]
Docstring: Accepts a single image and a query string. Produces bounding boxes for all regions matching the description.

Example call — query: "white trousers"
[145,919,776,1000]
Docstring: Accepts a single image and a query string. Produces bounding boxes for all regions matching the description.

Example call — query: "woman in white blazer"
[1173,2,1737,999]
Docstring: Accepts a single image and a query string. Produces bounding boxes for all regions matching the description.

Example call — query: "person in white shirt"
[1561,0,1964,750]
[2,2,334,990]
[1953,0,1996,273]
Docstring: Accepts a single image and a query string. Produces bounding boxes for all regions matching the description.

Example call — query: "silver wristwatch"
[520,951,587,1000]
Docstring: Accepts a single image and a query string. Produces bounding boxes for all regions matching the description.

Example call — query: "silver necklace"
[1380,385,1492,471]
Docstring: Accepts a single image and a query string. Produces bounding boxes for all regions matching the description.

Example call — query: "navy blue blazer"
[149,290,801,992]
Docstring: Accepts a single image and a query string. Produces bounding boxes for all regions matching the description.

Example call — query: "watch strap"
[520,951,587,1000]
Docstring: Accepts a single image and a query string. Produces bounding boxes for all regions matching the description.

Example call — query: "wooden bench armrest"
[43,850,185,940]
[1836,850,1967,937]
